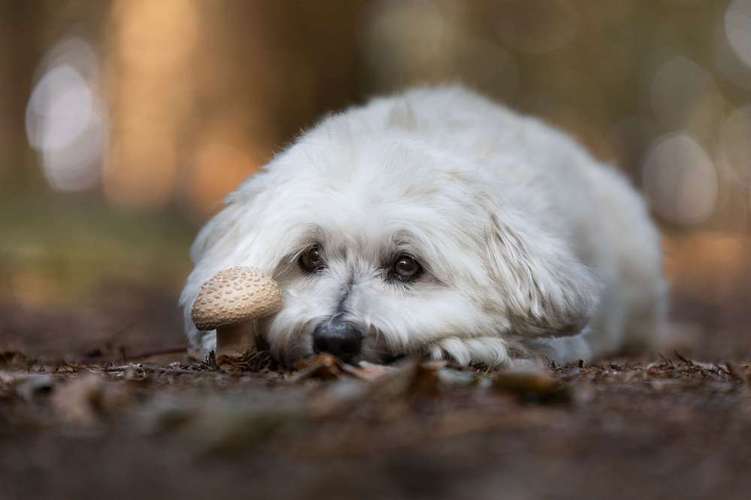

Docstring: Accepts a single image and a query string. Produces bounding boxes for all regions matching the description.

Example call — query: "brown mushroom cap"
[191,267,283,330]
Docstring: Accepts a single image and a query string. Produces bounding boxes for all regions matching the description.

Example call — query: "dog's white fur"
[180,86,667,367]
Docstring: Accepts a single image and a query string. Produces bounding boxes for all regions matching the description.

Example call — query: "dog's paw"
[426,336,512,367]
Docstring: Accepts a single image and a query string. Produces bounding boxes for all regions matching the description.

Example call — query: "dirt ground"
[1,283,751,500]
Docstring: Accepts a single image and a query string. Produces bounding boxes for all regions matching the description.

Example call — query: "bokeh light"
[718,105,751,186]
[25,37,105,192]
[649,57,717,129]
[725,0,751,68]
[642,132,718,226]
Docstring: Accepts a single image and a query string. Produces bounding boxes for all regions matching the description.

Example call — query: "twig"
[674,350,693,365]
[722,361,741,381]
[102,364,197,375]
[658,352,673,366]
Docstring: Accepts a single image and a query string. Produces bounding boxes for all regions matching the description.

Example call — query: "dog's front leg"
[425,336,515,368]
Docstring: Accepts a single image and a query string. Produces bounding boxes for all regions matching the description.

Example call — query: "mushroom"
[191,267,283,357]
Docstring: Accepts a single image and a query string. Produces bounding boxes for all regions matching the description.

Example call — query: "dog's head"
[182,120,597,366]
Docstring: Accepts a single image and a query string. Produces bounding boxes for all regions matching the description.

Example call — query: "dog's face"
[259,138,501,366]
[184,127,597,367]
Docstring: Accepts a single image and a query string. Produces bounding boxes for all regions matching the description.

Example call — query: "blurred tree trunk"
[0,1,39,193]
[103,0,366,215]
[183,0,367,214]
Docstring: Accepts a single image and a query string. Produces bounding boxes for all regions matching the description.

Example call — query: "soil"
[1,286,750,500]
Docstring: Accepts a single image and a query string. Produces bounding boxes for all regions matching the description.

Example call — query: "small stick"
[102,364,198,375]
[674,350,693,365]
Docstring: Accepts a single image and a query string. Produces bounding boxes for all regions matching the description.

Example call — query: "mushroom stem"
[216,323,255,357]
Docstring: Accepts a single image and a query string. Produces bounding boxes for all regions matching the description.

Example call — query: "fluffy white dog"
[180,86,667,367]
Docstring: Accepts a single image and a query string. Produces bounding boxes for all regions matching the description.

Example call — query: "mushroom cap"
[191,267,283,330]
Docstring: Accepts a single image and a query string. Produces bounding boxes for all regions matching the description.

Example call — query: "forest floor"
[2,285,751,500]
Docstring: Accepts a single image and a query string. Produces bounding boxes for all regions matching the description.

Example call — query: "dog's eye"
[299,244,325,273]
[392,254,423,282]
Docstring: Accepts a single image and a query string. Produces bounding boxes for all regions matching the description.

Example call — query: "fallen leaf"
[493,369,571,405]
[408,361,443,398]
[292,354,345,381]
[361,360,444,403]
[216,350,276,375]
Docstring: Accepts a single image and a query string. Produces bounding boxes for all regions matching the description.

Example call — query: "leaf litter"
[3,348,751,499]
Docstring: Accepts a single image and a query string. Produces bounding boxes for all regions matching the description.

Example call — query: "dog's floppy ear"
[484,211,599,337]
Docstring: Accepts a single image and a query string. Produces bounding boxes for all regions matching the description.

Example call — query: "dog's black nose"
[312,318,363,362]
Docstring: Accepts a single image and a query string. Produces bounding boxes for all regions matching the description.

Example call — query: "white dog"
[180,86,667,368]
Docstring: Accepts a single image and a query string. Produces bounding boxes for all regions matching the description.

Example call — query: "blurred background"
[1,0,749,360]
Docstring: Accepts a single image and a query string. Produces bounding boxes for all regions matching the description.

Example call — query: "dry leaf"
[216,350,276,375]
[292,353,345,381]
[493,369,571,405]
[359,360,444,402]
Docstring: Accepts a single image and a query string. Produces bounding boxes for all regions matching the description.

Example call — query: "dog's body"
[181,86,667,367]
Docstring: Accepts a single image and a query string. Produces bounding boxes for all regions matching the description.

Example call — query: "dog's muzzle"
[312,316,363,362]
